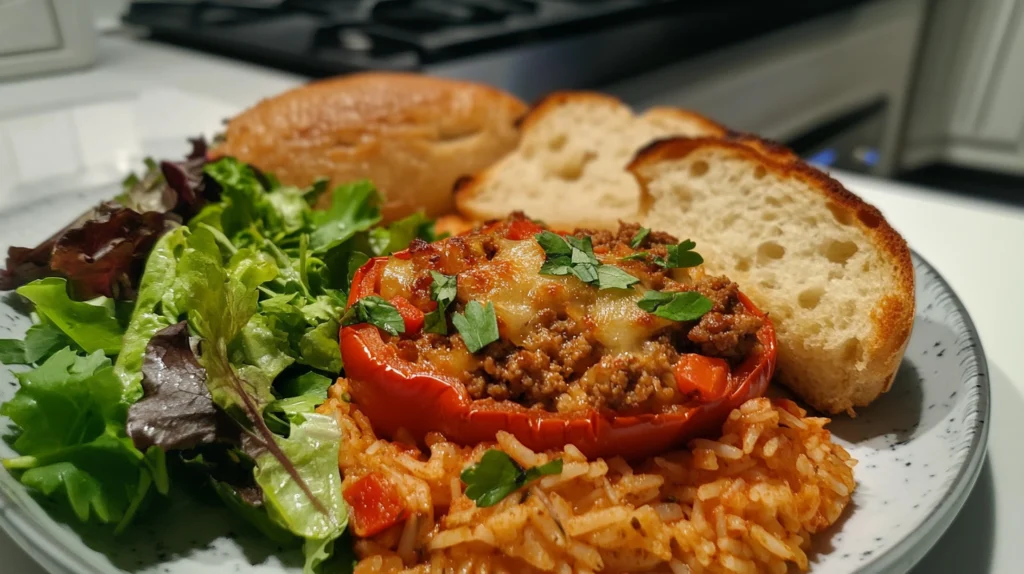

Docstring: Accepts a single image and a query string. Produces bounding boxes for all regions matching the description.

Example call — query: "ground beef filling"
[388,215,763,414]
[397,274,762,414]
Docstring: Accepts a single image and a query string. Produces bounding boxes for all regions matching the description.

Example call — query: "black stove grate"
[123,0,692,74]
[123,0,874,81]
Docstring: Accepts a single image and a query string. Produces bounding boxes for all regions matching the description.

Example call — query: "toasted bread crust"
[213,72,526,221]
[515,91,630,132]
[629,137,915,413]
[642,107,728,136]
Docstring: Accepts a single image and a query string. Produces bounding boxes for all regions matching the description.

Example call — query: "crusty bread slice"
[212,72,526,222]
[454,92,728,228]
[629,138,914,414]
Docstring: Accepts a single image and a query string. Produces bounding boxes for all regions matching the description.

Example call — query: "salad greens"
[0,153,436,572]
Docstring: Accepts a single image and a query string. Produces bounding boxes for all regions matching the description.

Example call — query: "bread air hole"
[753,165,767,179]
[761,212,778,222]
[551,150,594,181]
[798,286,825,310]
[757,241,785,261]
[689,160,709,177]
[548,133,567,151]
[822,240,858,264]
[735,257,751,272]
[842,337,863,361]
[827,202,853,225]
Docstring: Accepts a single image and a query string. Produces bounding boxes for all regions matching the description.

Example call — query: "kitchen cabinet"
[902,0,1024,175]
[603,0,927,176]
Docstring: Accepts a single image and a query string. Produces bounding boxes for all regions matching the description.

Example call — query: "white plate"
[0,185,990,574]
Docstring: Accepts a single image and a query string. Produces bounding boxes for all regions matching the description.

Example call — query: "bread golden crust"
[212,72,526,221]
[642,107,728,136]
[629,137,915,414]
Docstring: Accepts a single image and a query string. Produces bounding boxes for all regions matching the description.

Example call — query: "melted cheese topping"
[449,239,669,353]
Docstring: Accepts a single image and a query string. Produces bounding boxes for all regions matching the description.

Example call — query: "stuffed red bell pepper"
[339,212,776,460]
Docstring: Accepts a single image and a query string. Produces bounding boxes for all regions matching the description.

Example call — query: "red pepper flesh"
[341,257,777,460]
[389,296,425,335]
[343,472,407,538]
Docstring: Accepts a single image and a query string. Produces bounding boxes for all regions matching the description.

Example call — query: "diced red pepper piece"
[389,295,425,335]
[674,354,731,402]
[343,472,408,538]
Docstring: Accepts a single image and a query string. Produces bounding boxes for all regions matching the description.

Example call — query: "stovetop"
[124,0,873,96]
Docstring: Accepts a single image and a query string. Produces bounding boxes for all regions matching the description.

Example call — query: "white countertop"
[1,34,1022,574]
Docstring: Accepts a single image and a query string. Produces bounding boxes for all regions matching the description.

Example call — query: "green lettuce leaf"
[178,226,278,411]
[309,181,382,253]
[254,413,347,574]
[0,349,165,530]
[114,226,189,396]
[370,211,434,256]
[16,278,123,355]
[297,321,343,373]
[236,314,295,383]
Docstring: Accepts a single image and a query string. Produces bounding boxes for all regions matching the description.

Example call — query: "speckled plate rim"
[0,250,991,574]
[853,251,990,574]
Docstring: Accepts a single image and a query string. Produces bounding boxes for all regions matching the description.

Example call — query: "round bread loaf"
[212,72,526,221]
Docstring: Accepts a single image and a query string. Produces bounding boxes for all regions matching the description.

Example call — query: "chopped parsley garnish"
[424,271,458,335]
[535,231,640,290]
[619,239,704,269]
[630,227,650,249]
[657,240,704,268]
[620,251,651,262]
[341,296,405,336]
[461,449,563,508]
[637,290,713,322]
[452,300,499,353]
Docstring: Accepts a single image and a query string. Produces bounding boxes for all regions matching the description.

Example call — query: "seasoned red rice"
[318,380,855,573]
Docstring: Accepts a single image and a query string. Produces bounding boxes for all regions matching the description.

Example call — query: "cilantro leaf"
[423,271,457,335]
[16,278,123,355]
[630,227,651,249]
[523,458,565,482]
[539,257,574,277]
[596,265,641,290]
[461,450,563,508]
[452,301,499,353]
[637,290,713,322]
[535,232,639,290]
[341,296,405,337]
[620,251,651,262]
[654,240,704,269]
[534,231,571,257]
[430,270,458,305]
